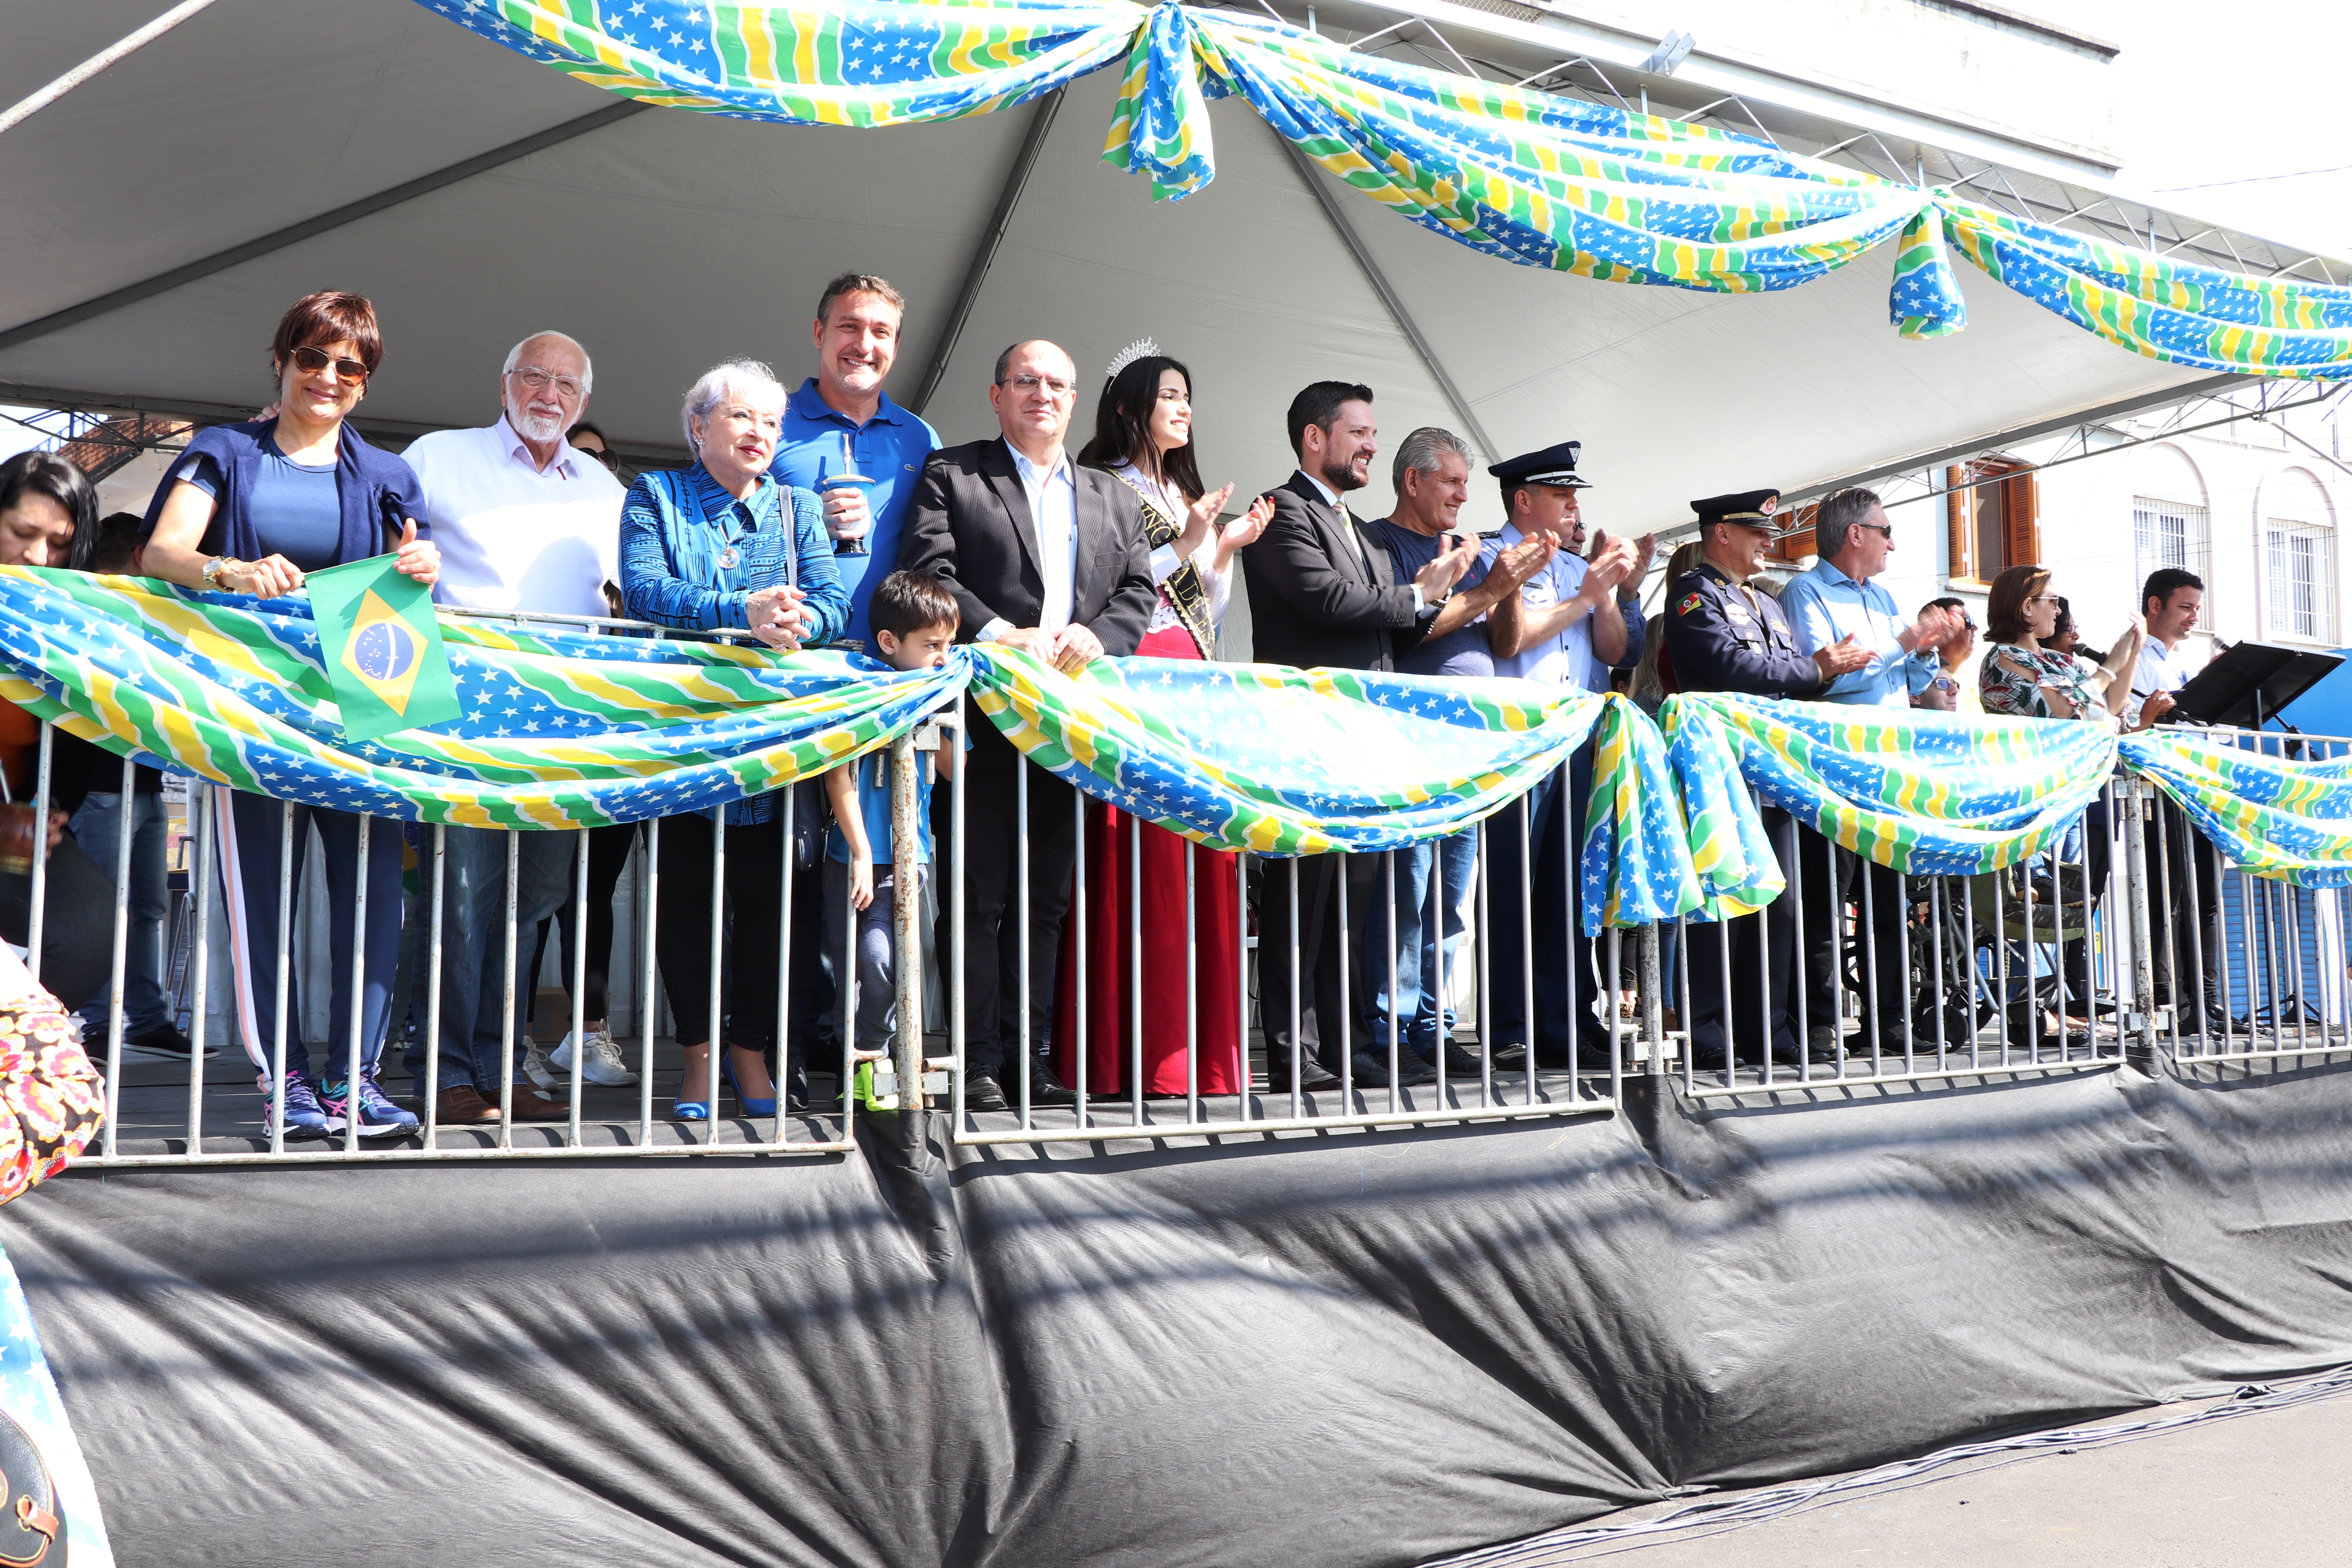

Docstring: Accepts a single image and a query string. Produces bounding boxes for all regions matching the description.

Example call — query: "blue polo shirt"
[768,378,938,648]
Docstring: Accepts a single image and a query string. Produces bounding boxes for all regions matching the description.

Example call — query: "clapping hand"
[1491,532,1556,588]
[1411,532,1481,601]
[1179,483,1235,559]
[1214,494,1274,565]
[1812,633,1872,680]
[1909,602,1962,653]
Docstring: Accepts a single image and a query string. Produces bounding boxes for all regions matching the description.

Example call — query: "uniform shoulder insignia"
[1676,592,1704,617]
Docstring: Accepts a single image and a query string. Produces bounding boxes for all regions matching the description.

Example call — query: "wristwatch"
[201,555,240,592]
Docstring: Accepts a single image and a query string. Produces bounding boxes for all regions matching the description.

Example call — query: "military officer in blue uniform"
[1663,489,1868,1069]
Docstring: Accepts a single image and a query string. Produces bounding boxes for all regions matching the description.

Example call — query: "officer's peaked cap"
[1691,488,1782,530]
[1488,441,1591,490]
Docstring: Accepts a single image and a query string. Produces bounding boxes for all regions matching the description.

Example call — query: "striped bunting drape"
[423,0,2352,379]
[22,569,2352,927]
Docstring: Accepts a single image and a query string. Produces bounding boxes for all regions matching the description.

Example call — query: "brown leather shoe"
[506,1085,570,1122]
[432,1085,502,1124]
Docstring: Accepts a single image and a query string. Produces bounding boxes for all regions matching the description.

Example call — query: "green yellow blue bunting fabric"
[0,568,958,829]
[2119,729,2352,888]
[428,0,2352,379]
[972,648,1704,931]
[28,568,2352,930]
[1661,693,2121,917]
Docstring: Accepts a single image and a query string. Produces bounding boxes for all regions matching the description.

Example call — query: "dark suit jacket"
[1241,472,1423,672]
[898,437,1156,655]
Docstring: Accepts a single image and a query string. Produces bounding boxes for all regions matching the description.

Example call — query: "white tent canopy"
[0,0,2274,539]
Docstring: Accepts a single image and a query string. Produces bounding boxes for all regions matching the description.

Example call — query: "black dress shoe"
[1346,1051,1432,1089]
[963,1073,1009,1112]
[1261,1055,1340,1093]
[1015,1060,1077,1107]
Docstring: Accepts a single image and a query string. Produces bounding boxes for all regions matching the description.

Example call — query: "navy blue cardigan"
[140,419,429,566]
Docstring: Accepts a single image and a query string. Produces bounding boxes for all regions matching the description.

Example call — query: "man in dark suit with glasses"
[898,339,1156,1112]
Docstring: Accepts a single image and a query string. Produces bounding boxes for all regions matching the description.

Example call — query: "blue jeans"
[70,791,171,1038]
[218,791,404,1083]
[1361,830,1476,1054]
[405,826,572,1093]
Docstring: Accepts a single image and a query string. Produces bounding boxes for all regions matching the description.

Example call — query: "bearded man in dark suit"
[1240,381,1477,1093]
[898,340,1157,1112]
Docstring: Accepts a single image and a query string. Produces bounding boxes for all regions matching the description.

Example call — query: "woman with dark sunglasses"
[138,290,439,1145]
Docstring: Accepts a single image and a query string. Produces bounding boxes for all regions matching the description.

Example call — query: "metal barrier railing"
[1671,776,2137,1098]
[944,760,1622,1147]
[51,607,873,1165]
[2154,723,2352,1067]
[30,633,2352,1165]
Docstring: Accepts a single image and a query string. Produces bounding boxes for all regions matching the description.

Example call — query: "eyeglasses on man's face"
[288,344,368,383]
[1000,374,1076,399]
[508,366,585,400]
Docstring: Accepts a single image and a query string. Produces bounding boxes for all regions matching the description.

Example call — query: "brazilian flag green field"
[305,555,459,741]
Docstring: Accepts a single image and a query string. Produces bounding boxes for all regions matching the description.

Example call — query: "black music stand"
[2164,641,2344,731]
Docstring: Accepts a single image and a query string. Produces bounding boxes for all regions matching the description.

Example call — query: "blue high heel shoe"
[671,1097,709,1122]
[722,1046,778,1117]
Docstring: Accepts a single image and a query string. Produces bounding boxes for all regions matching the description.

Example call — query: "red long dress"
[1051,622,1245,1096]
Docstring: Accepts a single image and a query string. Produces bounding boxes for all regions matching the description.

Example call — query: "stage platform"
[97,1023,2161,1156]
[13,1049,2352,1567]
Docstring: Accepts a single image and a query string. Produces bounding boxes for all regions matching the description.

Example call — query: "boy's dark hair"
[869,569,960,641]
[90,512,145,573]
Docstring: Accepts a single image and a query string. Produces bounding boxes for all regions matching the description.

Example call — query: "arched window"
[2131,444,2210,607]
[2261,468,2336,643]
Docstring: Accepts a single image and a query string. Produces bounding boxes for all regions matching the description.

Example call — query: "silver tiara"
[1105,337,1160,379]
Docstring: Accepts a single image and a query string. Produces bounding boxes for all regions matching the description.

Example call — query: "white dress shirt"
[402,415,624,619]
[980,439,1079,641]
[2129,635,2200,724]
[1294,468,1423,611]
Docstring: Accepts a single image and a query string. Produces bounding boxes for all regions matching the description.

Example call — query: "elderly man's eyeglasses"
[508,367,585,400]
[289,345,368,383]
[1001,373,1076,399]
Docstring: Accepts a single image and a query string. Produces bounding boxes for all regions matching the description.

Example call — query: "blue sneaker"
[319,1070,421,1140]
[265,1072,332,1142]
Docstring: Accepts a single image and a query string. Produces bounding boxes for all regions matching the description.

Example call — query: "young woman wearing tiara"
[1050,343,1272,1100]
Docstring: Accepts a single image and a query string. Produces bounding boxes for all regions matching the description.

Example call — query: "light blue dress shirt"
[1781,558,1937,707]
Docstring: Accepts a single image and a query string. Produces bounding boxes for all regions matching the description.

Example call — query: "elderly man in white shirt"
[397,331,637,1127]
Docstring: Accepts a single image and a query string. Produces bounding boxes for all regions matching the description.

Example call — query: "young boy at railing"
[822,571,962,1098]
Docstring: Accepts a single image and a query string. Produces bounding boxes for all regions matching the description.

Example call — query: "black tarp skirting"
[11,1056,2352,1567]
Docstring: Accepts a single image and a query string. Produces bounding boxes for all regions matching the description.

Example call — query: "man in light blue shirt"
[1781,488,1959,708]
[1782,487,1964,1056]
[767,272,940,651]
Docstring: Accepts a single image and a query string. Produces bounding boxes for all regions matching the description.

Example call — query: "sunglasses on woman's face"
[287,344,369,383]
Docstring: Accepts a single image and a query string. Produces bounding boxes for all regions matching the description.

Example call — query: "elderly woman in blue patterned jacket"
[619,359,848,1121]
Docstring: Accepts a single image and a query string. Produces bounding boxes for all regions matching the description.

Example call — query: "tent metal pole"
[0,101,650,354]
[0,0,222,139]
[1271,130,1498,461]
[911,88,1067,417]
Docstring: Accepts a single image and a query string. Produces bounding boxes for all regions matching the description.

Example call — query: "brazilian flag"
[306,555,460,741]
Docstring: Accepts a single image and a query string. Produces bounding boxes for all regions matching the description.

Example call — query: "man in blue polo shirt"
[766,272,939,1104]
[1782,485,1962,1057]
[768,272,940,651]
